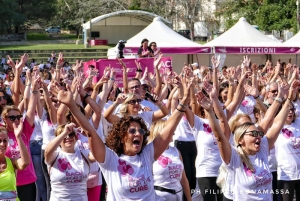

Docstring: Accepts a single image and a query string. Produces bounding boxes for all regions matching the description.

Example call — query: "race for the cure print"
[282,128,300,149]
[57,157,85,183]
[243,162,272,187]
[203,123,218,145]
[8,138,22,158]
[118,159,152,193]
[157,155,182,179]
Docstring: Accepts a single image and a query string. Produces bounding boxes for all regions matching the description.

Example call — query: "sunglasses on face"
[0,96,7,101]
[270,90,278,94]
[7,115,23,121]
[290,108,295,112]
[243,130,264,137]
[129,85,141,90]
[65,131,76,139]
[128,99,142,105]
[0,139,7,144]
[128,128,146,135]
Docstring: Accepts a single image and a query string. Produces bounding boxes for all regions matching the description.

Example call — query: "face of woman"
[59,131,77,151]
[220,88,228,103]
[150,43,156,50]
[127,98,141,114]
[9,74,14,81]
[142,41,148,48]
[123,121,145,156]
[0,92,7,106]
[5,110,22,131]
[239,125,263,155]
[286,106,295,125]
[0,132,8,156]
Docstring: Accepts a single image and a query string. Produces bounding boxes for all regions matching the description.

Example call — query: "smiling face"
[126,95,141,115]
[4,110,22,131]
[122,121,144,156]
[267,83,278,104]
[286,104,295,125]
[220,87,228,103]
[0,131,8,156]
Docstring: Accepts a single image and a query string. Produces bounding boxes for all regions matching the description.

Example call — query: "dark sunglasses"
[128,99,142,105]
[65,131,76,139]
[243,130,264,137]
[290,108,295,112]
[128,128,146,135]
[129,85,141,90]
[0,139,8,144]
[143,86,149,90]
[270,90,278,94]
[40,90,43,94]
[0,96,7,101]
[7,115,23,121]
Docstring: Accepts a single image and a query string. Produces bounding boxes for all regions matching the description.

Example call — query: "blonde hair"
[1,105,21,124]
[119,94,139,116]
[55,124,66,137]
[234,122,255,172]
[228,113,252,132]
[149,120,166,142]
[0,127,8,136]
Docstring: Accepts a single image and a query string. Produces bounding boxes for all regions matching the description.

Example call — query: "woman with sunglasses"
[44,123,95,201]
[149,120,192,201]
[3,75,39,201]
[149,42,161,57]
[0,123,30,201]
[4,72,14,96]
[104,93,169,129]
[197,82,292,201]
[56,76,190,200]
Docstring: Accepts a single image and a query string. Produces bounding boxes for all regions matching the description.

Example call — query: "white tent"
[283,31,300,46]
[107,17,210,72]
[266,35,282,43]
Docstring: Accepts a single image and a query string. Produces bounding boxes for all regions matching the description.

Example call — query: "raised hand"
[115,93,127,104]
[244,84,259,97]
[56,52,64,67]
[154,54,163,68]
[13,121,24,139]
[211,55,221,69]
[243,55,251,67]
[202,81,213,93]
[196,91,212,110]
[7,55,16,69]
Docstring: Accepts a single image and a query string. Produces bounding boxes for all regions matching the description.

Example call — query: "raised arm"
[103,93,126,124]
[265,82,298,149]
[57,90,106,163]
[153,54,163,95]
[41,82,57,124]
[11,122,30,170]
[153,76,190,160]
[25,75,39,127]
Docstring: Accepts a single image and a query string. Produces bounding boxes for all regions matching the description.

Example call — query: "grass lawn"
[0,44,114,50]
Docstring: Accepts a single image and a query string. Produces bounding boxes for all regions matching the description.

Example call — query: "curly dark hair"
[106,116,149,156]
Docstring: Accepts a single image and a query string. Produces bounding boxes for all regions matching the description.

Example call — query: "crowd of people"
[0,48,300,201]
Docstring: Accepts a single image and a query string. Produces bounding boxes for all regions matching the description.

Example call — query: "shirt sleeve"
[142,142,155,164]
[23,118,35,142]
[99,146,118,169]
[224,146,240,171]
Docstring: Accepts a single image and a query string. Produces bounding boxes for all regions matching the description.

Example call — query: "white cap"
[140,80,147,85]
[191,62,199,67]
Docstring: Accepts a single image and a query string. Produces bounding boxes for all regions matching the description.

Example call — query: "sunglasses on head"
[128,99,142,105]
[128,128,146,135]
[0,139,8,144]
[7,115,23,121]
[129,85,141,90]
[243,130,264,137]
[0,96,7,101]
[65,131,76,139]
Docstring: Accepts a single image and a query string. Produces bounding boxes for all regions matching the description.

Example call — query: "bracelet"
[83,93,91,100]
[179,103,188,108]
[26,83,31,86]
[32,90,38,94]
[287,97,292,102]
[254,95,260,99]
[176,108,186,112]
[136,69,142,72]
[110,77,115,81]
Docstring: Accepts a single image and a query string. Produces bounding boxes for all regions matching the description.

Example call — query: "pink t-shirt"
[5,119,36,186]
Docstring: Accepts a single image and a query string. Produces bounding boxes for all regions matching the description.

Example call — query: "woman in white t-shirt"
[104,93,169,129]
[56,79,191,200]
[149,120,192,201]
[197,85,292,201]
[45,123,95,201]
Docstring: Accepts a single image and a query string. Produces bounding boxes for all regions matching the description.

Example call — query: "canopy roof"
[204,17,298,54]
[283,31,300,46]
[82,10,171,29]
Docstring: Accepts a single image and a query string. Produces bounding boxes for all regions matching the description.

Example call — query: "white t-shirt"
[30,113,44,141]
[236,96,256,122]
[173,116,195,142]
[153,146,183,192]
[268,146,277,173]
[99,143,155,201]
[102,100,114,141]
[275,121,300,180]
[48,150,90,201]
[39,64,44,69]
[39,110,57,150]
[293,99,300,117]
[193,116,222,177]
[226,137,272,201]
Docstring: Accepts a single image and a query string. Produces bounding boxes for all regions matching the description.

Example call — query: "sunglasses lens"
[129,128,136,134]
[138,129,145,135]
[69,132,76,138]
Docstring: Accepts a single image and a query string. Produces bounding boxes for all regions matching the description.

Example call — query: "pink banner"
[84,58,154,88]
[123,47,211,54]
[159,57,172,75]
[214,47,300,54]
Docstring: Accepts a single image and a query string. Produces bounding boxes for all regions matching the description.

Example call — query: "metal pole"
[297,0,299,31]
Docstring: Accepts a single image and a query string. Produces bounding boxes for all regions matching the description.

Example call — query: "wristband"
[136,69,142,72]
[110,77,115,81]
[179,103,188,108]
[254,95,260,99]
[83,93,91,100]
[176,108,185,112]
[32,90,38,94]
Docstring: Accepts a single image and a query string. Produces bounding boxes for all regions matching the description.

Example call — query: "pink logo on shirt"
[158,155,172,168]
[57,158,72,172]
[118,159,134,176]
[243,162,255,177]
[242,100,248,107]
[203,123,212,134]
[282,128,294,139]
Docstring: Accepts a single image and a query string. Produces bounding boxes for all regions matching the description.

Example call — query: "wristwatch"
[274,97,283,103]
[83,93,91,100]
